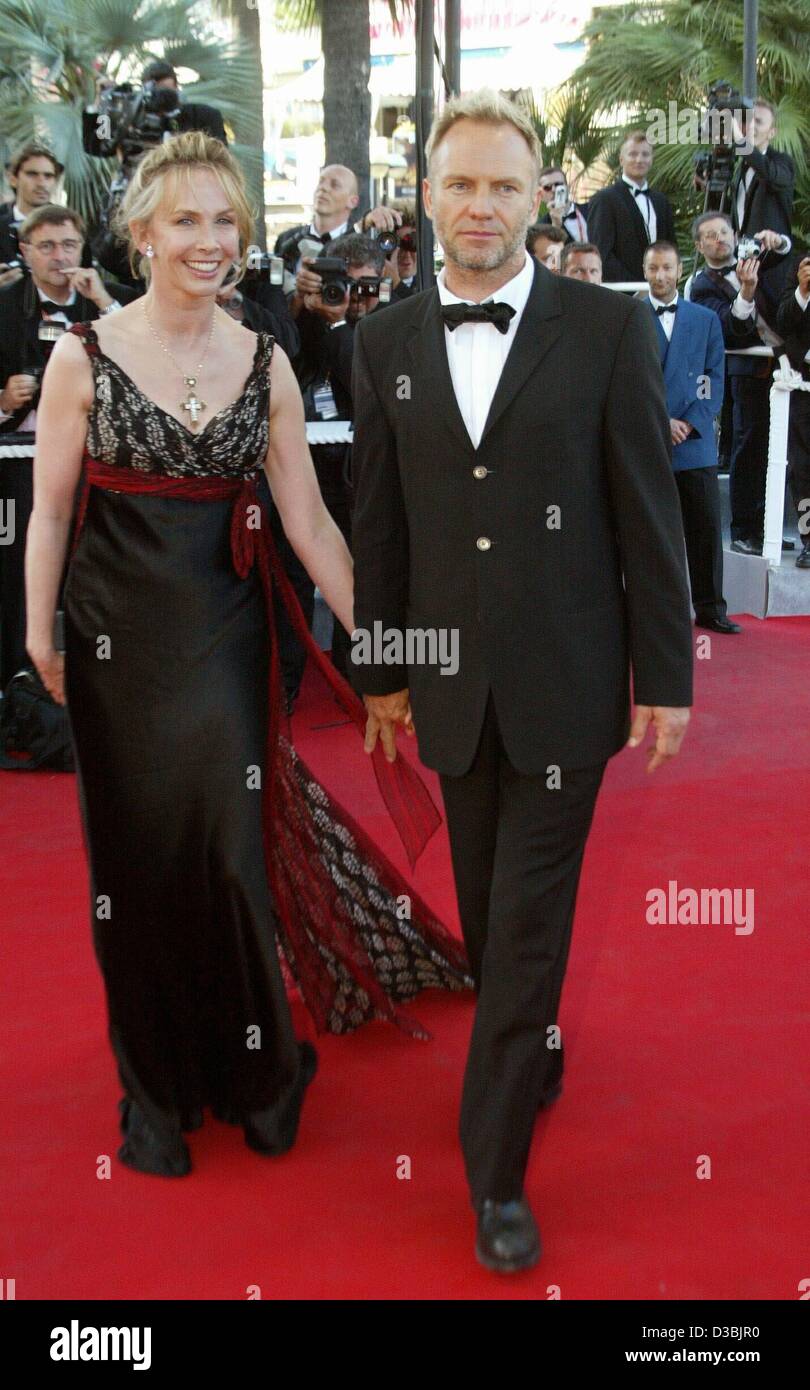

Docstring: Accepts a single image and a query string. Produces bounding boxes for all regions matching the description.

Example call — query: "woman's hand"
[29,644,65,705]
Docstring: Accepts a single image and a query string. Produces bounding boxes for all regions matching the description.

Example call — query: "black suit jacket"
[0,205,21,264]
[586,178,675,282]
[350,258,693,776]
[775,256,810,376]
[0,274,138,431]
[731,146,793,239]
[690,250,786,377]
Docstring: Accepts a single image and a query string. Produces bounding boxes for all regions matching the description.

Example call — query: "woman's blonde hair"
[114,130,255,284]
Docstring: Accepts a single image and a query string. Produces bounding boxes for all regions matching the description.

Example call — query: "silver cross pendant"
[181,376,206,428]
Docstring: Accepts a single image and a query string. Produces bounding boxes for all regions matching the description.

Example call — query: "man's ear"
[422,176,432,219]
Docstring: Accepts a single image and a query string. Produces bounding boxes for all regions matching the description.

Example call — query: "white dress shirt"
[436,249,535,449]
[648,291,679,342]
[622,176,657,243]
[736,164,756,232]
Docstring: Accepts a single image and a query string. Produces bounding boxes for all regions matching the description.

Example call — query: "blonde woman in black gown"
[25,132,470,1177]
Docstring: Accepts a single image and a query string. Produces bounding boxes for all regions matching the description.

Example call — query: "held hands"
[363,689,415,763]
[28,644,65,705]
[627,706,690,772]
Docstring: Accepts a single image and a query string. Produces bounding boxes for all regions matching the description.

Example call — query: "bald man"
[275,165,402,305]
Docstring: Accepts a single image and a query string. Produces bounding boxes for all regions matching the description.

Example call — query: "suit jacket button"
[476,536,492,551]
[473,465,488,479]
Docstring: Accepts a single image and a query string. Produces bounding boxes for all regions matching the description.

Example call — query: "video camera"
[693,80,753,210]
[315,257,391,306]
[83,81,182,161]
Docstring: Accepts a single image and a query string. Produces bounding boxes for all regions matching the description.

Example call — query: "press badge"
[312,378,339,419]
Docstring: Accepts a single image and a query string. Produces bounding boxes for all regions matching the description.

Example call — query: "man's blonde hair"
[424,88,541,181]
[114,130,255,283]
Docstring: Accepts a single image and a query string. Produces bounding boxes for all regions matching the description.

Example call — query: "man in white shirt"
[0,205,122,689]
[0,142,64,290]
[351,89,693,1274]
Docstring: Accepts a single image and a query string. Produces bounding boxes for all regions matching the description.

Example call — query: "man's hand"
[362,206,402,235]
[670,418,692,445]
[0,373,39,413]
[754,229,784,253]
[294,256,324,301]
[363,689,414,763]
[62,266,113,310]
[736,254,760,300]
[797,257,810,299]
[626,705,690,771]
[303,286,351,324]
[0,262,24,291]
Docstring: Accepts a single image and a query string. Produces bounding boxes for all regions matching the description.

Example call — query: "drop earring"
[145,244,154,258]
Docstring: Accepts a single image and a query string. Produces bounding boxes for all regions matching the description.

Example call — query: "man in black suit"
[350,91,693,1273]
[776,255,810,569]
[0,142,64,291]
[0,204,137,689]
[587,130,675,283]
[690,210,793,553]
[535,165,589,244]
[729,99,794,302]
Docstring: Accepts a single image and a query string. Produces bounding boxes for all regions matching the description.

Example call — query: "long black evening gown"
[63,322,472,1176]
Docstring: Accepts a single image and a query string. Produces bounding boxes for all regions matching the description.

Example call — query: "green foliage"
[0,0,262,227]
[566,0,810,252]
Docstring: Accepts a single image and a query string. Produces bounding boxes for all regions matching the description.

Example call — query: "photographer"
[276,233,389,702]
[0,143,64,291]
[383,201,419,301]
[730,100,793,243]
[691,211,793,555]
[776,255,810,570]
[0,204,130,691]
[536,165,589,244]
[274,163,401,294]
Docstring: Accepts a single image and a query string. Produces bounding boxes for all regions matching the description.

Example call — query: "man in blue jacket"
[643,240,740,634]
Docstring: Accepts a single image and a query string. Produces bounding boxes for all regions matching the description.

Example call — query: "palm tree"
[275,0,410,211]
[210,0,266,248]
[0,0,262,230]
[564,0,810,251]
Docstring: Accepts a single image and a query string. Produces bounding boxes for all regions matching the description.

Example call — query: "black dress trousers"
[439,691,606,1206]
[674,466,727,620]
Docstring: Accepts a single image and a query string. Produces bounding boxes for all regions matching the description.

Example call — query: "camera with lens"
[316,257,352,305]
[368,227,398,257]
[736,235,761,261]
[397,230,417,255]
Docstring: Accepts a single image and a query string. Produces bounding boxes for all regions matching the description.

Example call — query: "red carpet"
[2,616,807,1300]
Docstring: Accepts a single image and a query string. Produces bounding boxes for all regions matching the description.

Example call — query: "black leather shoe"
[117,1098,192,1177]
[695,615,742,634]
[730,538,761,556]
[244,1041,318,1156]
[476,1197,541,1273]
[796,542,810,570]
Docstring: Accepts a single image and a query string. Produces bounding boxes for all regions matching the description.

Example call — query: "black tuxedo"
[0,275,134,687]
[351,258,693,1202]
[586,178,675,282]
[731,146,794,240]
[691,255,785,543]
[776,262,810,529]
[0,204,22,264]
[537,201,589,244]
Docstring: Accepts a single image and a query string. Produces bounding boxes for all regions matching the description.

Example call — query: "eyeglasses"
[27,238,81,255]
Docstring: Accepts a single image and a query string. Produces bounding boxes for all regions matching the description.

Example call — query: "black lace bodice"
[70,321,273,479]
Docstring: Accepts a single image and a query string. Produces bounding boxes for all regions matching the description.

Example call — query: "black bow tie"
[632,186,651,199]
[715,264,737,277]
[655,302,677,315]
[441,301,516,334]
[40,299,74,315]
